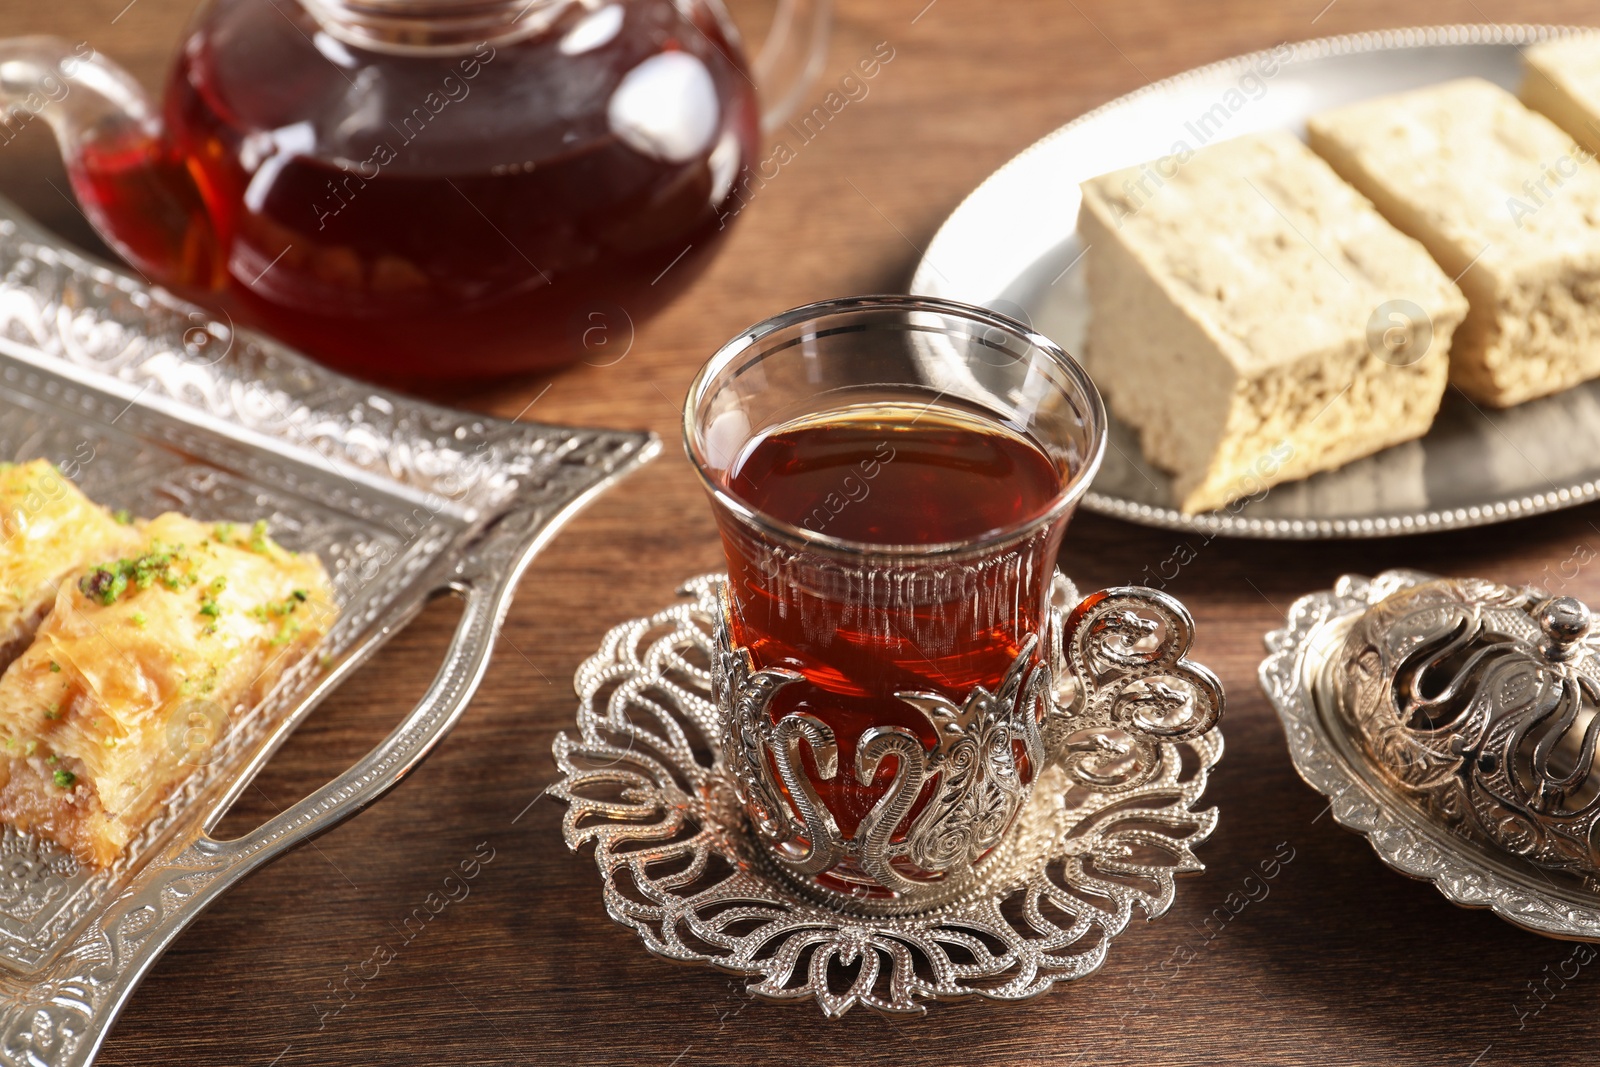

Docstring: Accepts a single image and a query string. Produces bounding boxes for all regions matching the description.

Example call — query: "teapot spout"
[0,37,219,289]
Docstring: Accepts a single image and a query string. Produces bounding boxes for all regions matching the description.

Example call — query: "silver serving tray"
[0,195,657,1065]
[1261,570,1600,942]
[912,24,1600,539]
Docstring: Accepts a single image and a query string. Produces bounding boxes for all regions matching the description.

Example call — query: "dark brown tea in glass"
[686,297,1106,902]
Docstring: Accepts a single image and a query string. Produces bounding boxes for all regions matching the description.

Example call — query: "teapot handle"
[0,37,202,286]
[0,37,157,152]
[749,0,832,134]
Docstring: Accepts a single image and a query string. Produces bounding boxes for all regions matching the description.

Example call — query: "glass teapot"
[0,0,827,384]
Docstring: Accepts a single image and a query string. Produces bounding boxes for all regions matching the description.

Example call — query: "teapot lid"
[1337,574,1600,876]
[301,0,576,55]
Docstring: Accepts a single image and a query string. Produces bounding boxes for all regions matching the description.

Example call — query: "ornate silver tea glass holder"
[551,573,1225,1016]
[1263,570,1600,941]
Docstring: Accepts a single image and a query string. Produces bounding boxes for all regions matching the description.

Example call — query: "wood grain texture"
[3,0,1600,1063]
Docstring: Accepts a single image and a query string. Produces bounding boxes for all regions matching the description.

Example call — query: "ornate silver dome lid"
[1337,577,1600,878]
[1263,570,1600,942]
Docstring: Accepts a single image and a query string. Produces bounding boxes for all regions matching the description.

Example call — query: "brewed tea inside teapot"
[0,0,827,384]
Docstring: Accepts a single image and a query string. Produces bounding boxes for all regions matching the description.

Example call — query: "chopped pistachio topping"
[78,566,127,606]
[52,769,74,789]
[78,544,195,605]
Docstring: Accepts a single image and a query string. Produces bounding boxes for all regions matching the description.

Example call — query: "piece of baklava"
[0,460,137,666]
[0,512,335,865]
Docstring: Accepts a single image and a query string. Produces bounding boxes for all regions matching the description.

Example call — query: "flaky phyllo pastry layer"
[0,461,133,664]
[0,462,335,866]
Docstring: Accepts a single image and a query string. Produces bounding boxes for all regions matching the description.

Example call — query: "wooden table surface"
[4,0,1600,1063]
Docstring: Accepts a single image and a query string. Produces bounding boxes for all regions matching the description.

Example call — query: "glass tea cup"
[685,295,1107,909]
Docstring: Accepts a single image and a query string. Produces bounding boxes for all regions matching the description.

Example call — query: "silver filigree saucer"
[1262,570,1600,941]
[551,575,1223,1016]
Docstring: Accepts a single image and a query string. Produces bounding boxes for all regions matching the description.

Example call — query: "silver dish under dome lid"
[1263,570,1600,941]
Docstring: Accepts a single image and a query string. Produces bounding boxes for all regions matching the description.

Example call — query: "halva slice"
[1522,34,1600,155]
[1308,78,1600,408]
[1078,130,1466,514]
